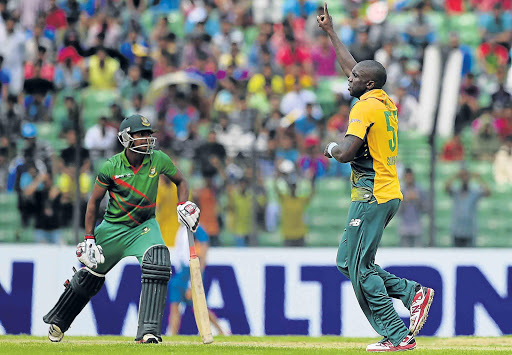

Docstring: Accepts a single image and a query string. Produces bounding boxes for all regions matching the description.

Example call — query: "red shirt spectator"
[24,61,55,81]
[276,36,312,70]
[441,135,465,161]
[46,1,68,30]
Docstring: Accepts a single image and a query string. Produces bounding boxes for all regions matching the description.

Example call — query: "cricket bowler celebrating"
[317,3,434,352]
[43,114,200,344]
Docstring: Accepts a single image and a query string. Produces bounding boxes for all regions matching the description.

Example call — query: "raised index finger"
[324,1,329,16]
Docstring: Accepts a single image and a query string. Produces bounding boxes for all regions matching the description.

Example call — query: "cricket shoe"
[409,286,435,336]
[366,334,416,352]
[136,334,160,344]
[48,324,64,342]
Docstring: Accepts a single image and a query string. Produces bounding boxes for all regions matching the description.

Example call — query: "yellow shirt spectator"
[156,176,181,247]
[88,53,119,89]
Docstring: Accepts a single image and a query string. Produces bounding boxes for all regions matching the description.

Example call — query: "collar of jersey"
[359,89,386,102]
[121,150,151,168]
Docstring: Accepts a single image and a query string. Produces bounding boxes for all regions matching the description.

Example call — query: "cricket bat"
[187,229,213,344]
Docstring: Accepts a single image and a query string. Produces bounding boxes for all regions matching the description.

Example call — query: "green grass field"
[1,335,512,354]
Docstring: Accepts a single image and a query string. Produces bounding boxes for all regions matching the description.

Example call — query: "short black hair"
[358,60,387,89]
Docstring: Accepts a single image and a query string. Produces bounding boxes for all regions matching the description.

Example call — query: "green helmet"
[119,114,154,134]
[118,114,156,154]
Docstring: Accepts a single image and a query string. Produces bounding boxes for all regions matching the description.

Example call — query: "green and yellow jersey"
[345,89,403,204]
[96,150,177,227]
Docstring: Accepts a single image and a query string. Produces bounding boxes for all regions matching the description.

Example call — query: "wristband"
[85,234,95,240]
[327,142,339,157]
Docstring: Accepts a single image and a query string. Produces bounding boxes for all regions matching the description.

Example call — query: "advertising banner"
[0,246,510,337]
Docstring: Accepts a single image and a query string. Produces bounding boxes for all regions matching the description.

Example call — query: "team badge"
[149,166,157,177]
[141,116,151,127]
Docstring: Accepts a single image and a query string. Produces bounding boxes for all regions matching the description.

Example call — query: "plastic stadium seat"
[448,13,480,46]
[0,193,20,242]
[81,89,121,130]
[426,12,448,43]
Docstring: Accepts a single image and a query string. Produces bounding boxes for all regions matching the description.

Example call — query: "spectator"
[87,47,120,89]
[165,91,199,140]
[0,14,25,94]
[280,80,322,119]
[275,173,315,247]
[404,1,434,48]
[0,147,8,192]
[454,81,480,134]
[326,101,349,141]
[350,27,376,62]
[45,0,68,32]
[479,3,512,45]
[297,137,329,178]
[0,94,22,151]
[471,112,501,160]
[476,42,509,75]
[282,0,317,19]
[120,65,150,99]
[441,134,465,161]
[0,56,10,101]
[311,32,337,77]
[391,79,419,131]
[24,46,55,81]
[276,135,299,165]
[229,95,259,133]
[194,177,221,246]
[57,127,92,228]
[108,102,125,129]
[294,102,323,147]
[33,179,62,244]
[54,49,85,90]
[227,177,266,246]
[19,122,53,172]
[491,66,512,108]
[275,34,313,76]
[195,130,227,178]
[495,103,512,139]
[494,135,512,186]
[399,168,426,247]
[17,158,49,232]
[84,116,118,162]
[445,168,491,247]
[126,93,157,125]
[25,24,53,63]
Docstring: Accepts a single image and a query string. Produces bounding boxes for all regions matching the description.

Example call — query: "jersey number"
[384,111,397,152]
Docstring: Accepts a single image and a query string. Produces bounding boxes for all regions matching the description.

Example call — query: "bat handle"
[186,229,198,259]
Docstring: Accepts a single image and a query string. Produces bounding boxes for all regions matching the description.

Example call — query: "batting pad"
[135,245,172,341]
[43,268,105,332]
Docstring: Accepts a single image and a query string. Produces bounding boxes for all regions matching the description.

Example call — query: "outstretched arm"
[317,2,357,78]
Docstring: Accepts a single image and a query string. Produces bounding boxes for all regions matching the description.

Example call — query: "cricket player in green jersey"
[43,114,201,344]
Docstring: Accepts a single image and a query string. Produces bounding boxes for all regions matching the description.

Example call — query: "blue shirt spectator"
[283,0,317,18]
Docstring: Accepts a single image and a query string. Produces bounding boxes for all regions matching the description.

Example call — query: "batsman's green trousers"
[93,218,166,275]
[336,198,418,346]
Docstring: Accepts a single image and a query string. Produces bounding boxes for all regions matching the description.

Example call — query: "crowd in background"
[0,0,511,247]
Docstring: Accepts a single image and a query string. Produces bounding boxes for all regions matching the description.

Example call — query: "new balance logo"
[349,219,361,227]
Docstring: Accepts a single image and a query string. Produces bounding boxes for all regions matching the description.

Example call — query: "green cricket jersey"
[95,150,177,227]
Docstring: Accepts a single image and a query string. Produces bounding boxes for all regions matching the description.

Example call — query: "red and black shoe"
[409,286,435,336]
[366,334,416,352]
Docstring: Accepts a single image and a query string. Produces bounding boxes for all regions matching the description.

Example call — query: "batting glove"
[76,236,105,270]
[177,201,200,232]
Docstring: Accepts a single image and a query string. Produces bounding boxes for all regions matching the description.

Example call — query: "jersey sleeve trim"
[95,177,109,187]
